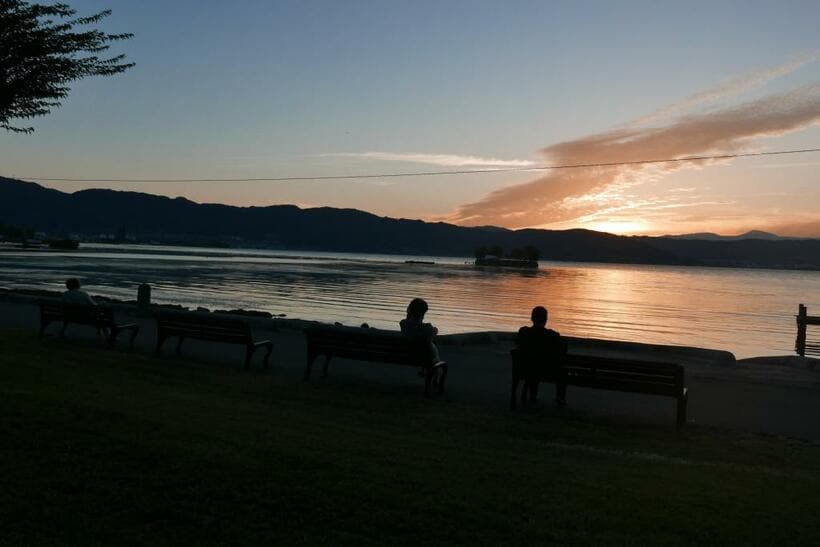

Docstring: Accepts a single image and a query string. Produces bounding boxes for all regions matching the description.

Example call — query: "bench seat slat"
[162,328,248,339]
[316,348,415,366]
[566,365,680,378]
[170,333,249,344]
[565,356,681,374]
[565,367,679,384]
[567,377,684,397]
[160,321,247,332]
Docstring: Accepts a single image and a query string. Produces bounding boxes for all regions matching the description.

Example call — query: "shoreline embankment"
[3,287,820,438]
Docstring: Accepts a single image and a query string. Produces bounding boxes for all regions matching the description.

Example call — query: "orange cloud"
[450,83,820,230]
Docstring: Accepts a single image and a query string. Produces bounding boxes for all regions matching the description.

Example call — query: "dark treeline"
[0,221,34,241]
[475,245,540,261]
[2,177,819,270]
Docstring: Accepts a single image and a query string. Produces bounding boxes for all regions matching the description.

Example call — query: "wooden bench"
[304,324,448,397]
[154,310,273,369]
[511,349,688,428]
[38,300,139,348]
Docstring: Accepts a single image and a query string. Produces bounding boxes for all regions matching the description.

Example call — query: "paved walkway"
[3,298,820,440]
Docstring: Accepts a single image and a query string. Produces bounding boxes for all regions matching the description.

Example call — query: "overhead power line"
[14,147,820,183]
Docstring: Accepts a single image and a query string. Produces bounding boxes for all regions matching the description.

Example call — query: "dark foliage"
[0,221,33,240]
[508,246,540,261]
[0,0,133,132]
[476,245,541,261]
[1,177,819,269]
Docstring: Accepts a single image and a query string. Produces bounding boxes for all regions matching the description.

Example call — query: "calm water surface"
[1,243,818,358]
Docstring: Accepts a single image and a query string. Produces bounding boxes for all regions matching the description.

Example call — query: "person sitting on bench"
[400,298,442,375]
[516,306,567,407]
[62,278,97,306]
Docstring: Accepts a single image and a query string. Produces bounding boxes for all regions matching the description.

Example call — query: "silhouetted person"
[62,278,96,306]
[516,306,567,406]
[400,298,442,374]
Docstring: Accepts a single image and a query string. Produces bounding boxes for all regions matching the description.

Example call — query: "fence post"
[137,283,152,315]
[796,304,807,357]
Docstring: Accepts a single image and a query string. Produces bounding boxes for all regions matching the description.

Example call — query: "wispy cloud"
[633,53,818,125]
[325,151,537,168]
[450,82,820,229]
[754,161,820,169]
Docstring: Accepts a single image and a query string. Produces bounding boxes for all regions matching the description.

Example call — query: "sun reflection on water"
[0,244,818,358]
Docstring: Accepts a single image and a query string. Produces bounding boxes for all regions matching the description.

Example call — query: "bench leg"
[321,355,331,379]
[511,374,520,410]
[155,332,167,356]
[424,368,433,398]
[128,326,139,350]
[304,352,316,381]
[244,345,255,370]
[60,321,68,338]
[521,380,532,408]
[556,376,567,406]
[107,326,121,348]
[677,391,688,429]
[436,363,448,393]
[263,342,273,369]
[38,319,50,340]
[176,336,185,356]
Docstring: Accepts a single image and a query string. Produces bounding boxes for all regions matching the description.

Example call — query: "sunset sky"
[1,0,819,236]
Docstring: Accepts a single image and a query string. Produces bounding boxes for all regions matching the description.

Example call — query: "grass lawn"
[1,329,819,545]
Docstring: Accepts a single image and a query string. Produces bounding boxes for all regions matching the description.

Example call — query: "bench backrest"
[513,349,684,397]
[305,325,428,366]
[155,311,253,344]
[564,354,684,397]
[39,301,115,325]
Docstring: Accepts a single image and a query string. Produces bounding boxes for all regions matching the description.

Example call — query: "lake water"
[1,243,818,358]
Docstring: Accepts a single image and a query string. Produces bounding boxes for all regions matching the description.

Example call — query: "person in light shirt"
[62,278,97,306]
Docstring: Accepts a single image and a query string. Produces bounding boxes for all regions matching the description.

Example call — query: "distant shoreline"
[0,285,793,365]
[2,240,820,273]
[3,177,820,272]
[1,246,814,359]
[3,288,820,398]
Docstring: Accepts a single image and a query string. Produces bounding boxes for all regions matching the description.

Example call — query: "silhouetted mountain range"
[1,177,819,270]
[663,230,786,241]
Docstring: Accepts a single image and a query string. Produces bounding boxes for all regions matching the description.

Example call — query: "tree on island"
[0,1,133,132]
[0,221,34,241]
[474,245,540,261]
[510,245,540,261]
[474,245,505,259]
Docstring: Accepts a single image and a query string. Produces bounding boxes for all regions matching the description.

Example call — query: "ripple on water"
[1,245,818,358]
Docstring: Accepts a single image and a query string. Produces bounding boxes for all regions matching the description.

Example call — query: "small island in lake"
[48,239,80,250]
[474,245,539,269]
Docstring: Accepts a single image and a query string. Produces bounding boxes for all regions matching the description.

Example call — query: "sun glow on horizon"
[584,220,650,235]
